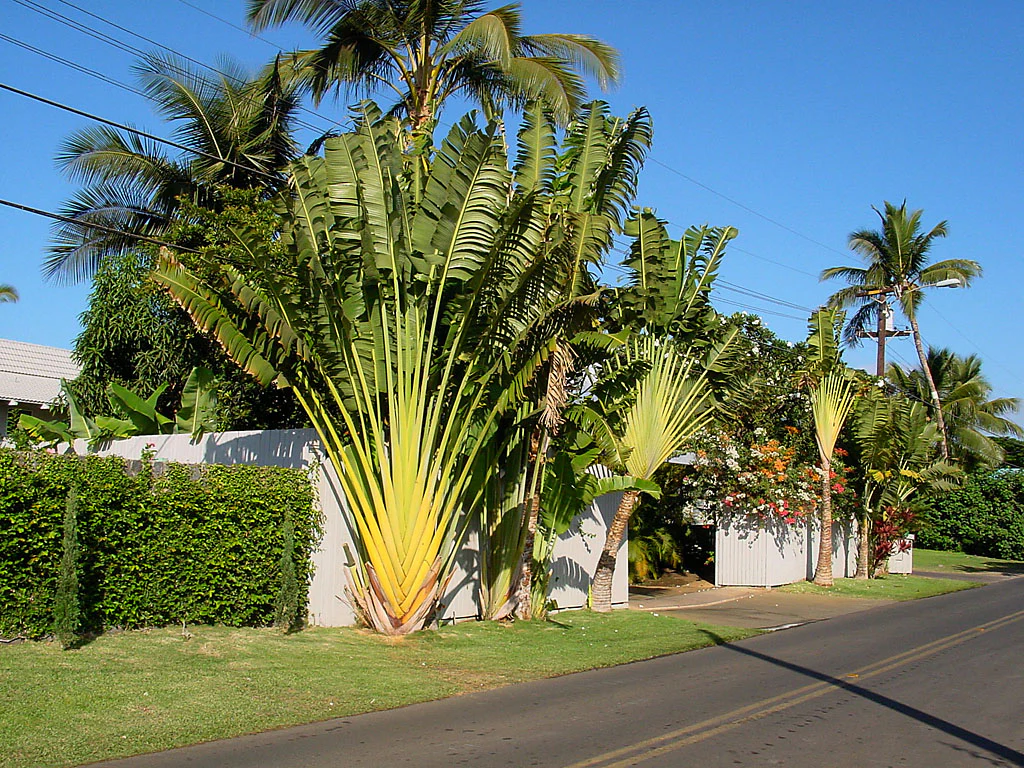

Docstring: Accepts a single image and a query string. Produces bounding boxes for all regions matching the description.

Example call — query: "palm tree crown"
[247,0,621,129]
[0,284,18,303]
[47,53,302,284]
[821,201,982,459]
[823,201,980,344]
[888,348,1022,471]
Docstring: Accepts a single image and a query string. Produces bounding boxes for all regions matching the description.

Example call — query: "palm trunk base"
[813,466,834,587]
[591,553,616,613]
[590,490,640,613]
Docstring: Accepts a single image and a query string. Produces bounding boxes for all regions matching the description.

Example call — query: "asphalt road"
[95,578,1024,768]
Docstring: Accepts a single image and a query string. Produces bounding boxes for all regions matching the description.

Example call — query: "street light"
[924,278,963,289]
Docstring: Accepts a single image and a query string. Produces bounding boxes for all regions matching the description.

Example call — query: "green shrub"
[0,450,319,638]
[916,470,1024,560]
[53,484,81,648]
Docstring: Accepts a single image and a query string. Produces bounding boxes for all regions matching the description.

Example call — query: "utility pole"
[855,288,911,377]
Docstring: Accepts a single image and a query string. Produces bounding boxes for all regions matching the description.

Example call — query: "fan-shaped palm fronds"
[0,284,18,303]
[799,308,856,586]
[587,335,717,612]
[153,102,603,634]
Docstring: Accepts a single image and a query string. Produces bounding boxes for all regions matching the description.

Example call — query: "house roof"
[0,338,79,406]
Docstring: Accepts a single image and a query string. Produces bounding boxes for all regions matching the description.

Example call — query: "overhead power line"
[0,32,148,99]
[713,298,805,321]
[174,0,290,52]
[8,0,347,138]
[607,237,815,317]
[0,197,198,253]
[0,81,285,184]
[921,297,1024,391]
[648,156,850,261]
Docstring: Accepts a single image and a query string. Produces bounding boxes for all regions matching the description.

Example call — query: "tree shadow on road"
[699,629,1024,767]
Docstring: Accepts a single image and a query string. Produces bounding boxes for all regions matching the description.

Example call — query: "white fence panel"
[86,429,627,625]
[715,516,767,587]
[716,514,859,587]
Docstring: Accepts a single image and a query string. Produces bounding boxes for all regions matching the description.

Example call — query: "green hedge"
[0,449,319,638]
[916,470,1024,560]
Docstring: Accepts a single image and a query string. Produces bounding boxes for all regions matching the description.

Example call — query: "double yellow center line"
[566,608,1024,768]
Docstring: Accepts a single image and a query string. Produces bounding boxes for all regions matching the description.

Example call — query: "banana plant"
[19,367,217,450]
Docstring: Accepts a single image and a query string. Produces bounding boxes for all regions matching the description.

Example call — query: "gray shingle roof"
[0,338,79,405]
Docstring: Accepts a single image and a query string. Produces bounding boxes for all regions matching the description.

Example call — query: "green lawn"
[778,574,977,601]
[0,612,753,768]
[913,548,1024,575]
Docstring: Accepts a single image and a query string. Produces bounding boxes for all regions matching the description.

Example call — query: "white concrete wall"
[87,429,628,625]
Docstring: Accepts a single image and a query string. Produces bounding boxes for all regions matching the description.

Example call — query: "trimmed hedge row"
[0,449,319,638]
[917,470,1024,560]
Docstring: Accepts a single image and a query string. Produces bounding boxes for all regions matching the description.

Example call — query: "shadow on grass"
[954,561,1024,576]
[698,628,1024,767]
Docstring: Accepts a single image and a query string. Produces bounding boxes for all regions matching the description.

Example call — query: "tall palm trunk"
[813,458,834,586]
[513,491,541,620]
[908,314,950,459]
[592,490,640,613]
[855,509,871,579]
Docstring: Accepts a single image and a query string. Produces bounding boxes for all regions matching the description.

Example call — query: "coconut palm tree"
[888,348,1022,471]
[0,284,17,303]
[46,53,301,284]
[821,201,982,459]
[246,0,620,131]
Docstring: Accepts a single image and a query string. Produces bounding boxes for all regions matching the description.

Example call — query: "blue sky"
[1,0,1021,403]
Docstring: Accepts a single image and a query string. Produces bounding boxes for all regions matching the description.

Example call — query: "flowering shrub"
[679,431,855,524]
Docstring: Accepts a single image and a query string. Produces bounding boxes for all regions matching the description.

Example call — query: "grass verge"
[913,548,1024,576]
[778,575,977,601]
[0,611,753,768]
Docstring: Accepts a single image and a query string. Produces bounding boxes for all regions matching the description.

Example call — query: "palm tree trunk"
[813,458,834,586]
[855,508,871,579]
[513,491,540,620]
[591,490,640,613]
[908,314,950,459]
